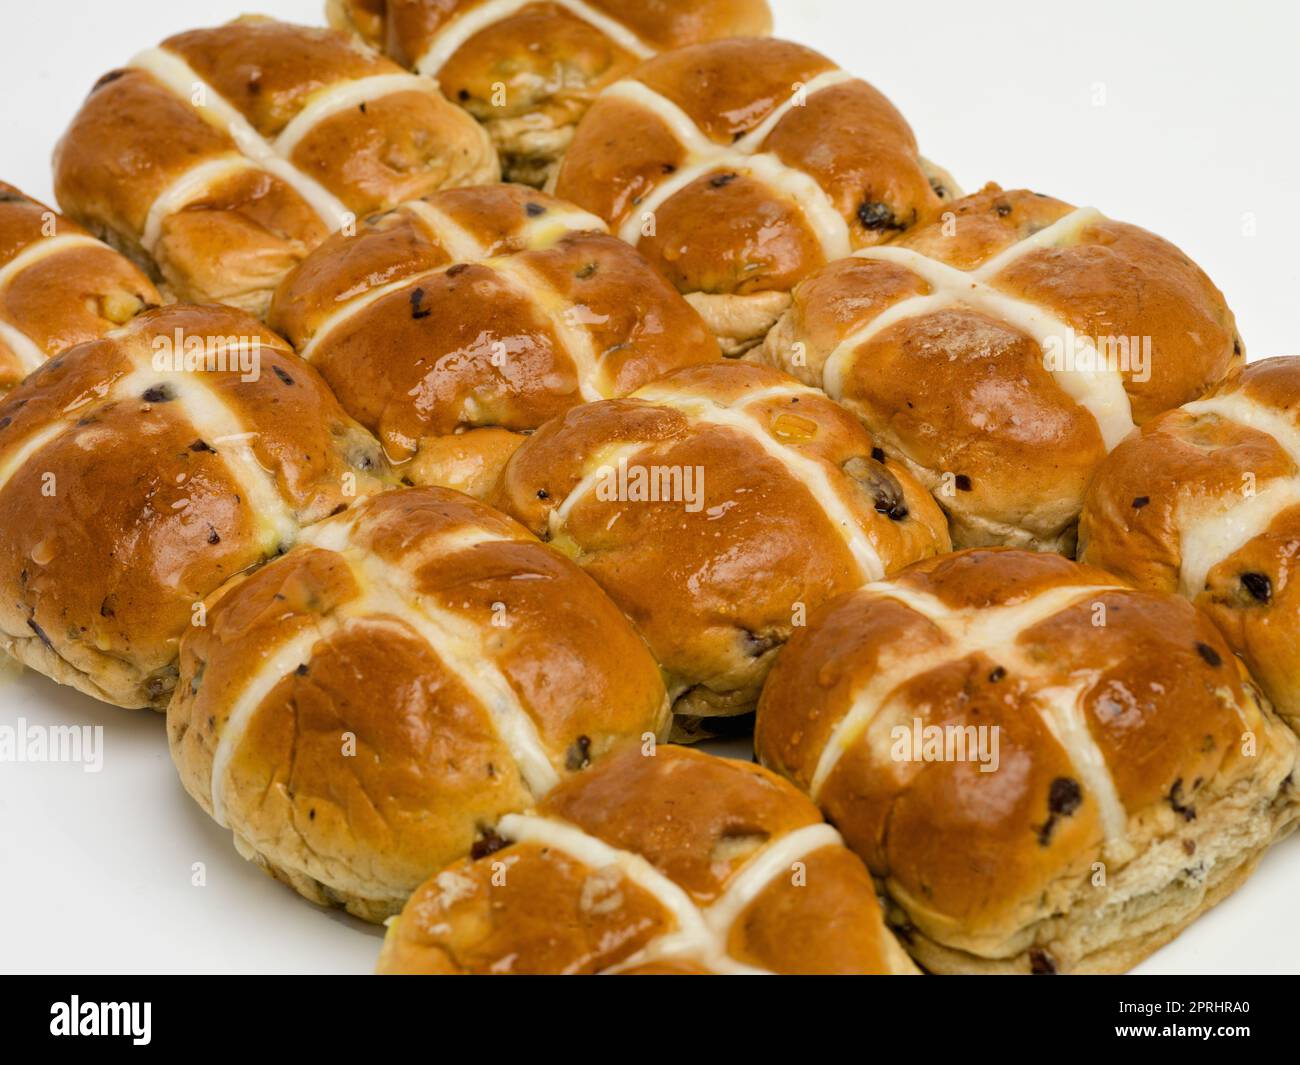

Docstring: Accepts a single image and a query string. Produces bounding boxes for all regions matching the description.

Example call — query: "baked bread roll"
[490,361,950,736]
[0,182,160,392]
[269,183,722,497]
[1079,356,1300,731]
[0,304,389,709]
[376,743,919,974]
[755,548,1298,974]
[759,185,1243,553]
[326,0,773,186]
[552,37,956,354]
[53,16,498,319]
[168,486,671,922]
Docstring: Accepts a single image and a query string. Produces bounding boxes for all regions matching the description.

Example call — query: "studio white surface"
[1,0,1298,975]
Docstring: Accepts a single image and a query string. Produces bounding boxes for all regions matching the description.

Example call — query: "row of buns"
[1,1,1296,974]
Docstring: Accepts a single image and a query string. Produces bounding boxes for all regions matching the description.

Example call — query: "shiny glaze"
[168,486,670,919]
[1080,357,1300,725]
[555,38,946,296]
[492,361,950,721]
[0,304,389,708]
[270,184,721,486]
[335,0,773,114]
[0,182,160,390]
[762,185,1242,550]
[53,17,496,316]
[377,744,917,974]
[756,548,1298,971]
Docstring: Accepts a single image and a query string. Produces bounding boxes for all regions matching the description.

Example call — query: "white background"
[1,0,1298,974]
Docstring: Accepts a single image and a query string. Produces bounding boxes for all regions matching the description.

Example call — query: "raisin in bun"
[53,16,497,319]
[327,0,773,186]
[269,184,721,498]
[490,361,950,737]
[755,549,1298,974]
[168,486,670,922]
[759,185,1242,553]
[551,37,957,354]
[0,304,389,709]
[376,744,918,974]
[0,182,161,394]
[1079,356,1300,731]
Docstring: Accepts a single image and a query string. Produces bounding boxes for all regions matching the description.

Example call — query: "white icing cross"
[209,516,562,829]
[817,206,1139,451]
[293,198,609,414]
[127,46,441,252]
[549,379,890,583]
[806,580,1137,860]
[597,70,861,263]
[496,812,844,974]
[0,233,126,373]
[1174,390,1300,598]
[0,320,303,564]
[414,0,656,78]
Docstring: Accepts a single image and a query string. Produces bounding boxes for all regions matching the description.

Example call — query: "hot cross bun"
[377,743,919,973]
[269,183,722,497]
[1079,356,1300,732]
[0,304,388,708]
[758,185,1241,553]
[552,37,956,354]
[327,0,773,186]
[169,486,670,921]
[755,549,1298,973]
[53,16,497,319]
[0,182,160,393]
[491,360,950,736]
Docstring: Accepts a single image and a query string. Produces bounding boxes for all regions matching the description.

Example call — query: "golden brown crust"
[0,304,390,709]
[755,548,1298,973]
[0,182,161,391]
[168,486,670,921]
[759,185,1242,551]
[53,17,497,319]
[552,37,950,349]
[490,360,950,726]
[268,184,721,490]
[376,744,918,973]
[1079,356,1300,729]
[328,0,773,184]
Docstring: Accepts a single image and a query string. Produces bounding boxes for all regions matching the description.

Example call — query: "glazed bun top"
[269,183,722,490]
[552,36,952,344]
[332,0,773,77]
[377,744,919,974]
[1079,356,1300,725]
[0,182,160,392]
[492,360,950,725]
[338,0,769,68]
[53,16,498,316]
[328,1,774,185]
[756,548,1297,963]
[760,185,1242,551]
[0,304,389,708]
[169,485,671,919]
